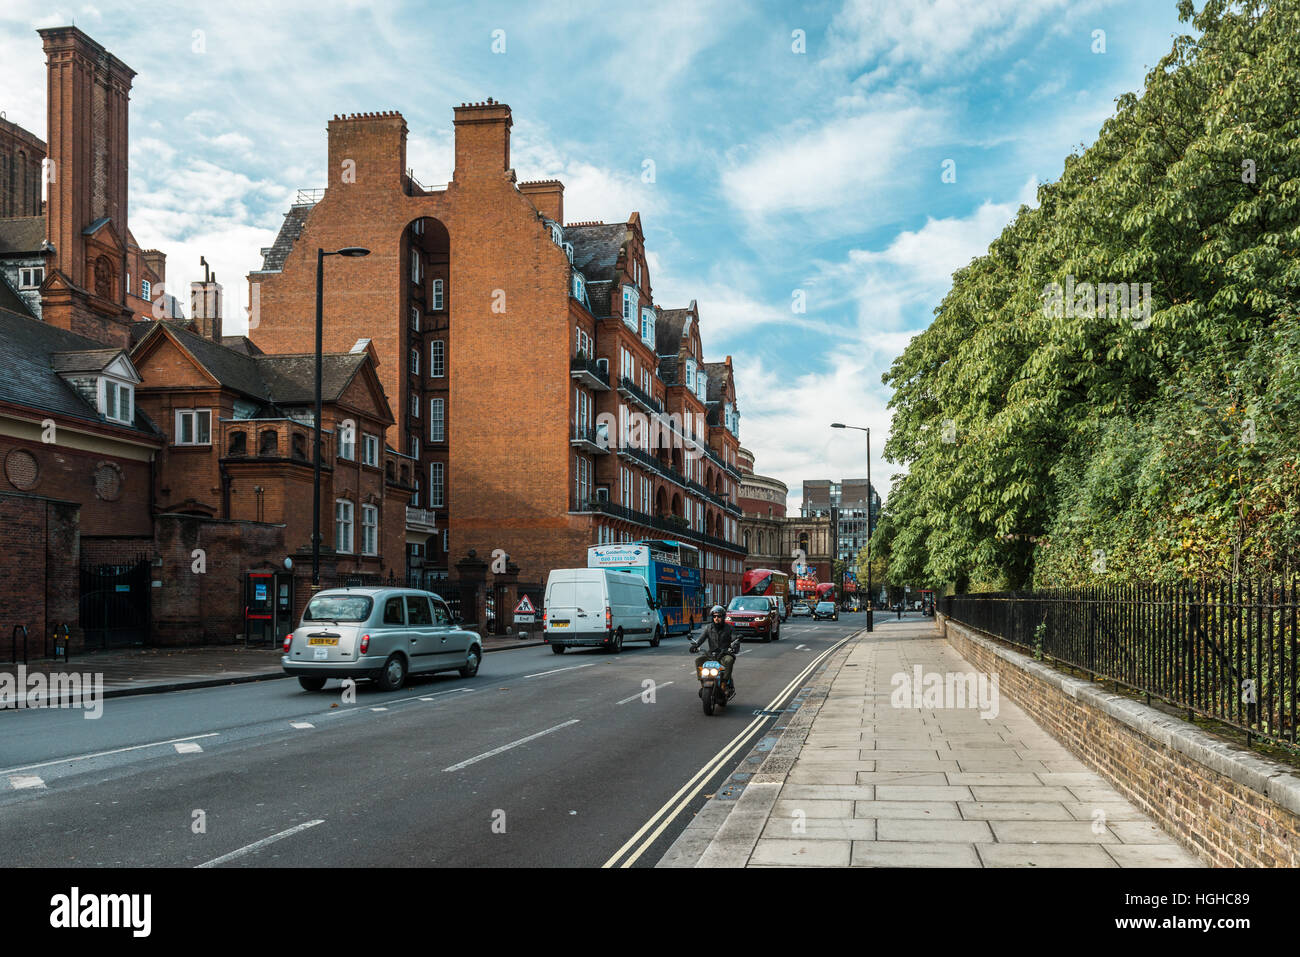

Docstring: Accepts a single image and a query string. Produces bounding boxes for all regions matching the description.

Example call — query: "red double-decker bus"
[742,568,790,604]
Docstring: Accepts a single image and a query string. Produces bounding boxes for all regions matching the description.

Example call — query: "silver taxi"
[282,587,482,691]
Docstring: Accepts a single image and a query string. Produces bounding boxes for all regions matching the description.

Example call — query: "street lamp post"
[312,246,371,591]
[831,423,872,632]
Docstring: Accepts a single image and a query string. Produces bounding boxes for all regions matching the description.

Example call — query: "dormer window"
[572,270,586,306]
[102,379,134,425]
[686,359,696,390]
[696,370,708,400]
[19,266,43,289]
[640,308,655,347]
[549,222,563,245]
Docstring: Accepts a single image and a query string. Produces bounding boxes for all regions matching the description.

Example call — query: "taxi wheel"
[375,654,407,691]
[297,676,327,692]
[459,647,481,678]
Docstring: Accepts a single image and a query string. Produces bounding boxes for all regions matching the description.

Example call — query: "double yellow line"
[602,635,853,868]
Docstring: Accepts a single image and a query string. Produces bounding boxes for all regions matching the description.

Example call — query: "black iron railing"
[618,376,664,414]
[570,353,610,388]
[943,580,1300,748]
[575,498,745,555]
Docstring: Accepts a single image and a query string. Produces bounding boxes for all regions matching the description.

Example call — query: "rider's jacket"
[697,620,736,655]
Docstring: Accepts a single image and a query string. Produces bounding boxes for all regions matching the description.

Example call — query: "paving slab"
[854,800,962,820]
[958,801,1074,821]
[850,841,982,867]
[976,843,1119,868]
[750,839,851,867]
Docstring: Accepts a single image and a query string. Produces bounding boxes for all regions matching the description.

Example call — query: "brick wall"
[0,491,81,654]
[153,514,288,645]
[939,613,1300,867]
[0,434,152,537]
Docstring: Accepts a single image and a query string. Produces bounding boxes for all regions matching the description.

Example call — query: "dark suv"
[812,601,839,622]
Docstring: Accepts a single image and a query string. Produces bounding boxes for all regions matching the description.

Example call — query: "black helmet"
[710,605,725,617]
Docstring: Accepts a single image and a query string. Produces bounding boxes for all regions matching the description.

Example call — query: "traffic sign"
[514,595,536,615]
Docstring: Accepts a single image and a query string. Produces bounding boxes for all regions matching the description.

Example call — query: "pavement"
[0,631,545,706]
[660,615,1204,868]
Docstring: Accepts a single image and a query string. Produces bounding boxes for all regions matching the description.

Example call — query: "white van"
[543,568,661,655]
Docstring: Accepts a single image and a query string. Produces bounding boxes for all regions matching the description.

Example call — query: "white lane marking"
[174,741,203,754]
[290,722,314,729]
[617,682,674,705]
[370,707,388,712]
[196,819,325,869]
[523,663,599,679]
[9,774,45,790]
[319,686,472,717]
[0,733,220,777]
[796,644,810,650]
[605,634,856,868]
[443,720,580,772]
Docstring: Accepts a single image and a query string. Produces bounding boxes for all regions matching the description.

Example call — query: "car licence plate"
[308,637,338,645]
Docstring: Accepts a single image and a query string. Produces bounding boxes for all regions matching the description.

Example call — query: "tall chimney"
[191,259,223,342]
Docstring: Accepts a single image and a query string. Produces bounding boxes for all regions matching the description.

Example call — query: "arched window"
[228,431,247,456]
[259,429,278,456]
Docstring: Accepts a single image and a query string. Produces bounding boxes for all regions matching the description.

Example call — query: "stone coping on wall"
[938,612,1300,865]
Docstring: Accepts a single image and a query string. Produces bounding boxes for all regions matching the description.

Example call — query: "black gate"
[80,557,151,648]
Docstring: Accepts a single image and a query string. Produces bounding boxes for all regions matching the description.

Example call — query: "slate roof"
[221,336,264,356]
[657,307,691,355]
[0,216,46,255]
[585,279,613,317]
[0,276,37,318]
[703,361,732,404]
[658,355,680,385]
[256,203,314,273]
[143,322,273,402]
[566,223,625,284]
[0,310,154,434]
[49,349,124,374]
[256,353,370,405]
[133,323,385,418]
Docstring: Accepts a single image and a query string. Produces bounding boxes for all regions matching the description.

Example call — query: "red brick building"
[0,25,412,649]
[0,28,172,350]
[247,100,746,608]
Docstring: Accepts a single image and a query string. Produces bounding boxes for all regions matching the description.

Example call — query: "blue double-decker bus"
[587,540,701,636]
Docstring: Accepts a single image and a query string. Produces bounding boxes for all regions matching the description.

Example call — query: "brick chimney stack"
[453,99,512,183]
[191,257,222,342]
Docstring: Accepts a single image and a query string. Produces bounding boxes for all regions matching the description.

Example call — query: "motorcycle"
[690,640,739,716]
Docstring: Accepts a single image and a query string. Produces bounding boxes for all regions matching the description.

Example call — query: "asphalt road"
[0,616,892,867]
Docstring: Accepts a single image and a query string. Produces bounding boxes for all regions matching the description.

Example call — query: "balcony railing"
[570,423,609,454]
[570,353,611,390]
[406,507,438,531]
[618,376,663,414]
[574,498,746,555]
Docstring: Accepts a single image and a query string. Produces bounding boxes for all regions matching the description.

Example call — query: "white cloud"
[512,129,665,225]
[721,104,945,219]
[826,0,1083,80]
[736,352,901,512]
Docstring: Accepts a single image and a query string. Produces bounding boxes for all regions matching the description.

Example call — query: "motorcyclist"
[691,605,740,693]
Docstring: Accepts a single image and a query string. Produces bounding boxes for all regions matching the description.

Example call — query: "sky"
[0,0,1191,511]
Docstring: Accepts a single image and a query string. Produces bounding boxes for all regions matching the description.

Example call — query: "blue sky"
[0,0,1190,509]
